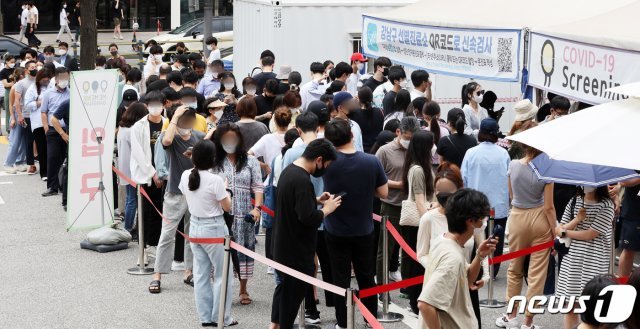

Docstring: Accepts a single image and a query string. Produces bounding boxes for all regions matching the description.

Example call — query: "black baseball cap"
[122,89,138,106]
[307,100,330,124]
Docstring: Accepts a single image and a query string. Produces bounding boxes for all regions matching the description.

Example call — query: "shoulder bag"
[400,165,422,227]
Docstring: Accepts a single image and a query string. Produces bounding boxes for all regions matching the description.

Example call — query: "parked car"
[0,36,31,58]
[147,17,233,59]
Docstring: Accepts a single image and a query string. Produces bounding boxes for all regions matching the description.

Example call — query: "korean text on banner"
[67,69,119,230]
[528,33,640,105]
[361,15,521,82]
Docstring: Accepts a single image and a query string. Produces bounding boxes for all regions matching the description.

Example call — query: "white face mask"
[224,83,235,90]
[58,49,67,56]
[245,88,256,96]
[57,80,69,89]
[222,143,237,154]
[583,186,596,193]
[399,138,410,149]
[473,94,484,104]
[474,219,487,235]
[185,102,198,109]
[176,127,191,136]
[148,106,163,116]
[211,72,219,79]
[7,63,15,69]
[63,4,67,8]
[154,54,163,62]
[214,109,223,119]
[357,63,364,71]
[399,80,408,88]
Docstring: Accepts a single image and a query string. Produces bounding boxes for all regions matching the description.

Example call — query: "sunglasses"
[476,90,485,96]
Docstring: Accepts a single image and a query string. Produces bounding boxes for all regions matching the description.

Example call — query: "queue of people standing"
[4,40,639,329]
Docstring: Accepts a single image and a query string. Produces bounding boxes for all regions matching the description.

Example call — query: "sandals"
[202,320,238,327]
[149,280,161,294]
[184,274,194,287]
[239,293,252,305]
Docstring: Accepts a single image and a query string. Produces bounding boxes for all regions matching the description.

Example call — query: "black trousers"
[141,183,163,247]
[265,227,273,260]
[271,266,315,329]
[46,130,67,191]
[315,230,334,307]
[470,289,481,328]
[32,127,47,178]
[174,215,185,262]
[24,118,34,165]
[486,217,507,276]
[400,225,423,314]
[325,231,378,328]
[25,23,41,46]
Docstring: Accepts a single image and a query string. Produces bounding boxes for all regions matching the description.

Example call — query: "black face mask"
[197,74,204,79]
[110,51,118,57]
[436,192,452,207]
[382,67,389,77]
[312,163,326,177]
[177,49,184,54]
[29,69,37,77]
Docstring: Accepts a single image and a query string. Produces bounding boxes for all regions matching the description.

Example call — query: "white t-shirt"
[59,9,68,26]
[250,133,285,169]
[178,170,227,218]
[21,8,29,25]
[29,7,39,24]
[207,49,221,64]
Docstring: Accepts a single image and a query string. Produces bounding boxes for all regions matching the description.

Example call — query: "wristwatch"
[560,228,567,238]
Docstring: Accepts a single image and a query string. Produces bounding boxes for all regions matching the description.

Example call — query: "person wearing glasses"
[461,82,489,140]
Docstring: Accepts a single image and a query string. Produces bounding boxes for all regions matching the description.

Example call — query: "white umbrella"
[507,97,640,171]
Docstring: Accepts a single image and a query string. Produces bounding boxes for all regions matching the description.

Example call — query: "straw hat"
[513,99,538,122]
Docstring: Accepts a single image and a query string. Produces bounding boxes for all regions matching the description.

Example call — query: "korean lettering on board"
[80,127,105,200]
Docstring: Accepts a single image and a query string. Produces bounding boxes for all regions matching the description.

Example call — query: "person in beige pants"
[496,143,557,329]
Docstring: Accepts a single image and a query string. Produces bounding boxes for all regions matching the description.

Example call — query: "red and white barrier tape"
[354,296,383,329]
[372,214,418,262]
[488,240,555,265]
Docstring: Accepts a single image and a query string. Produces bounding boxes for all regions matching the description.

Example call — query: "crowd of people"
[1,40,639,329]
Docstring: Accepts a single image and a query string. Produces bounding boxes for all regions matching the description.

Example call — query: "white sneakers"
[495,314,519,328]
[389,270,402,282]
[171,261,185,271]
[3,166,17,174]
[267,266,275,275]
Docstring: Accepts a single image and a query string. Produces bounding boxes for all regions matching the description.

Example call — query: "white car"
[146,18,233,58]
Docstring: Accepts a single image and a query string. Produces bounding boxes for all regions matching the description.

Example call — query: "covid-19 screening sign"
[528,33,640,104]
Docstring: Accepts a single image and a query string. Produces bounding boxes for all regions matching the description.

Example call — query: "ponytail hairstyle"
[188,140,216,191]
[461,81,480,107]
[281,128,300,156]
[422,100,442,143]
[447,108,466,136]
[325,80,345,95]
[358,86,374,111]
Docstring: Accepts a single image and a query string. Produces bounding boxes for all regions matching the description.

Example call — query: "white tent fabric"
[533,1,640,53]
[367,0,635,30]
[507,98,640,171]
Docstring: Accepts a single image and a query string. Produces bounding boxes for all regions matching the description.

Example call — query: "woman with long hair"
[178,140,237,327]
[416,162,489,327]
[383,89,411,126]
[400,130,436,315]
[554,186,615,329]
[422,100,450,167]
[117,102,148,236]
[211,123,264,306]
[461,81,489,139]
[436,108,477,167]
[497,132,556,329]
[24,69,52,180]
[351,86,384,153]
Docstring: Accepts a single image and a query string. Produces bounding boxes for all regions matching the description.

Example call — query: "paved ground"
[0,137,570,329]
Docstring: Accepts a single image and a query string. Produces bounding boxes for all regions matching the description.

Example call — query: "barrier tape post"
[377,215,403,323]
[127,185,154,275]
[346,289,355,329]
[295,298,320,329]
[217,236,232,327]
[480,209,506,308]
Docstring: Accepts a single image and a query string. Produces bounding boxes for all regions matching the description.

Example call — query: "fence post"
[217,236,232,327]
[480,208,506,308]
[346,289,355,329]
[377,215,403,322]
[127,185,153,275]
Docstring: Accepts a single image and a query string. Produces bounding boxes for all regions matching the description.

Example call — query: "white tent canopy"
[533,1,640,53]
[507,98,640,171]
[366,0,635,31]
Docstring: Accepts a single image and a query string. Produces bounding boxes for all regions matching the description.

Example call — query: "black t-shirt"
[537,103,551,123]
[70,6,81,27]
[621,184,640,221]
[382,90,397,116]
[323,151,387,237]
[252,71,277,95]
[0,68,15,89]
[553,183,577,222]
[112,1,123,19]
[149,119,163,161]
[350,107,384,153]
[436,133,478,167]
[363,76,386,92]
[273,164,324,270]
[254,94,275,126]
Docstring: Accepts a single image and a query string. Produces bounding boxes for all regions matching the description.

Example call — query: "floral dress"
[212,155,263,279]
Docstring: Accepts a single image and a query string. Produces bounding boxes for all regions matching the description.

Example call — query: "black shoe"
[201,323,216,327]
[42,189,58,197]
[304,312,321,324]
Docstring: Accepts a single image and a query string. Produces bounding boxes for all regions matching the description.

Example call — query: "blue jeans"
[190,215,234,325]
[3,118,26,167]
[124,185,137,231]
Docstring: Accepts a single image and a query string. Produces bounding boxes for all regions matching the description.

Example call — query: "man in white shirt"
[206,36,221,64]
[300,62,328,111]
[144,45,164,79]
[19,4,30,42]
[346,52,366,96]
[409,69,432,102]
[26,2,41,46]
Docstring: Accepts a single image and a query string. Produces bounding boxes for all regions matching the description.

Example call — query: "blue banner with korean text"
[362,15,521,82]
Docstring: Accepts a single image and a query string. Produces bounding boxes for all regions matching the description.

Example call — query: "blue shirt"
[40,86,70,127]
[196,76,221,98]
[323,151,387,237]
[461,142,511,219]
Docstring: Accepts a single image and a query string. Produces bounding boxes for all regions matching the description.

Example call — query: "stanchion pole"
[377,215,403,322]
[127,185,153,275]
[480,208,506,308]
[217,236,232,327]
[346,289,355,329]
[295,290,320,328]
